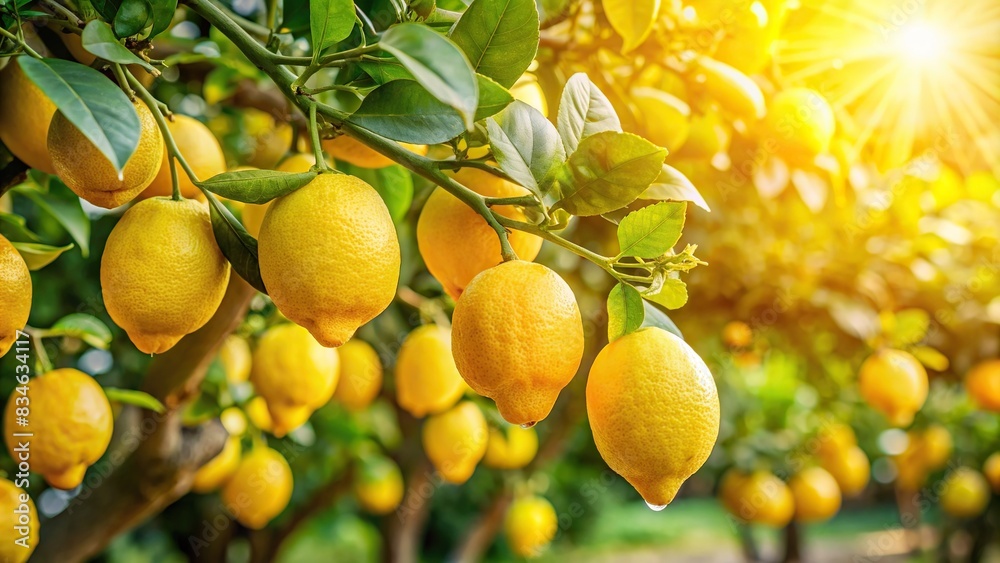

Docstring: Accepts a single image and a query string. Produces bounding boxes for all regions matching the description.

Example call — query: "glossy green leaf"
[338,163,414,223]
[557,73,622,155]
[91,0,122,21]
[642,278,688,310]
[607,282,644,341]
[198,169,318,204]
[350,80,465,144]
[206,195,267,293]
[103,388,166,413]
[10,242,74,270]
[0,213,41,243]
[18,57,140,174]
[81,20,157,73]
[49,313,113,349]
[641,163,711,212]
[617,201,686,258]
[113,0,153,38]
[486,101,564,194]
[640,300,683,338]
[449,0,539,88]
[358,59,413,84]
[12,179,90,257]
[148,0,178,38]
[552,131,666,216]
[475,74,514,121]
[310,0,355,57]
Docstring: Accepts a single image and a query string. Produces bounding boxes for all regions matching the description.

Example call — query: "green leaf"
[607,282,644,341]
[557,73,622,155]
[198,169,318,204]
[641,163,711,212]
[91,0,121,21]
[310,0,355,57]
[640,300,682,339]
[337,163,414,223]
[617,201,686,258]
[81,20,157,73]
[552,131,666,216]
[449,0,539,88]
[18,57,140,174]
[10,242,74,270]
[0,213,41,243]
[12,179,90,257]
[486,101,564,194]
[206,195,267,294]
[358,59,413,84]
[474,74,514,121]
[889,308,931,348]
[103,388,166,413]
[49,313,113,349]
[148,0,177,38]
[642,278,688,310]
[350,80,465,144]
[380,23,478,130]
[113,0,153,38]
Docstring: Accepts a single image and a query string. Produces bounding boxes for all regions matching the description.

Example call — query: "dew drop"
[645,501,667,512]
[520,422,536,429]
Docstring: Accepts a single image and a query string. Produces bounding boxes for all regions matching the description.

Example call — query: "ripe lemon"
[243,108,293,169]
[916,424,953,470]
[258,173,400,347]
[334,338,383,411]
[417,168,542,300]
[353,456,404,515]
[101,198,231,354]
[674,111,729,159]
[141,114,226,199]
[48,100,164,209]
[244,396,274,433]
[965,359,1000,412]
[192,435,241,493]
[395,324,466,417]
[631,87,691,153]
[510,74,548,117]
[322,135,427,168]
[505,495,557,558]
[218,334,252,384]
[222,446,293,529]
[0,57,57,173]
[762,88,835,166]
[694,56,766,121]
[939,467,990,519]
[789,467,841,523]
[251,323,339,437]
[814,422,856,462]
[3,368,112,489]
[0,234,31,358]
[0,478,37,563]
[721,321,753,348]
[241,153,317,238]
[483,425,538,470]
[719,469,794,527]
[821,446,870,497]
[452,261,584,426]
[588,327,719,507]
[894,447,929,492]
[983,453,1000,493]
[422,401,488,484]
[858,349,928,427]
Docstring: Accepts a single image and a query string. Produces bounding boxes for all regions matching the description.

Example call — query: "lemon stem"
[111,64,135,100]
[23,327,53,375]
[0,27,43,59]
[307,104,332,172]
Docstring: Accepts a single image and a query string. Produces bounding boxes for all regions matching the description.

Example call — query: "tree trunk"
[448,493,512,563]
[781,520,801,563]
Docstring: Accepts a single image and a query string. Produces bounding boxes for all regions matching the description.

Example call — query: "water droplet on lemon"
[645,501,667,512]
[520,422,536,429]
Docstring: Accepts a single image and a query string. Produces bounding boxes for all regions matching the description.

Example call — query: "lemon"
[721,320,753,348]
[417,168,543,300]
[101,198,231,354]
[694,56,766,121]
[510,74,548,117]
[505,495,557,558]
[939,467,990,519]
[821,446,870,497]
[220,406,248,435]
[0,478,37,562]
[814,423,856,462]
[0,234,31,358]
[48,100,164,209]
[243,108,293,169]
[674,111,729,159]
[245,396,274,433]
[141,114,226,199]
[452,261,584,426]
[0,57,57,173]
[422,401,488,484]
[631,87,690,153]
[983,453,1000,493]
[719,469,794,527]
[916,424,953,470]
[858,349,928,427]
[241,153,317,238]
[894,448,929,492]
[322,135,427,168]
[192,435,241,493]
[354,456,404,515]
[3,368,113,489]
[218,334,252,384]
[334,339,383,411]
[789,467,841,523]
[251,323,339,437]
[965,359,1000,412]
[483,425,538,470]
[588,327,719,507]
[258,173,400,348]
[763,88,836,166]
[222,446,293,529]
[395,324,466,417]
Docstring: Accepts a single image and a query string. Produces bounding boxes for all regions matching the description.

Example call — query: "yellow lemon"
[0,57,57,173]
[322,135,427,168]
[965,359,1000,412]
[858,349,928,427]
[588,327,719,507]
[789,467,842,523]
[243,108,293,169]
[395,324,466,418]
[222,446,293,529]
[334,338,383,411]
[0,234,31,358]
[632,87,691,153]
[721,320,753,348]
[504,495,557,558]
[452,261,584,426]
[510,74,548,117]
[0,478,37,562]
[674,110,729,159]
[694,55,766,121]
[101,198,231,354]
[917,424,953,470]
[48,100,164,208]
[218,334,252,384]
[821,446,870,497]
[483,425,538,470]
[220,406,248,435]
[192,435,241,493]
[422,401,488,484]
[244,396,273,433]
[983,453,1000,493]
[895,447,930,492]
[141,114,226,199]
[241,153,317,238]
[3,368,112,489]
[258,173,400,347]
[719,469,794,527]
[353,456,404,515]
[250,323,339,437]
[417,168,543,300]
[939,467,990,519]
[762,88,836,167]
[814,422,856,462]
